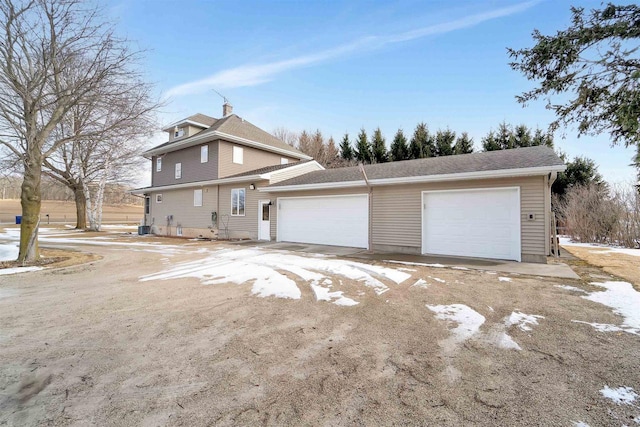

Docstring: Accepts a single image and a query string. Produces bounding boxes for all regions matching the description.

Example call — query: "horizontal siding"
[152,141,219,186]
[218,140,298,178]
[372,176,547,256]
[219,181,273,239]
[149,186,218,229]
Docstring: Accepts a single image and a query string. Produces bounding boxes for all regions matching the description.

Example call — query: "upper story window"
[194,189,203,207]
[201,145,208,163]
[232,146,243,164]
[156,194,163,203]
[174,127,184,138]
[280,157,289,165]
[231,188,245,216]
[156,157,162,172]
[175,162,182,179]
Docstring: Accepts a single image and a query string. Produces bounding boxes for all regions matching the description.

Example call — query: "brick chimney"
[223,102,233,117]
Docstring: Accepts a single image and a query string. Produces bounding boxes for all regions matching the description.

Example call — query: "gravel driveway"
[0,234,638,426]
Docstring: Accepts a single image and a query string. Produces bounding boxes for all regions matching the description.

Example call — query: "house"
[132,103,323,239]
[134,105,566,263]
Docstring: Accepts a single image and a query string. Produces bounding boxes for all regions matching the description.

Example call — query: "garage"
[422,187,521,261]
[277,194,369,248]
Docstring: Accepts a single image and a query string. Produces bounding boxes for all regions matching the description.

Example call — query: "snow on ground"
[555,285,587,293]
[559,237,640,257]
[572,422,590,427]
[0,243,18,262]
[506,311,544,332]
[426,304,485,343]
[0,266,43,276]
[498,277,512,282]
[572,281,640,336]
[600,386,638,405]
[386,260,445,268]
[411,279,429,289]
[140,248,411,304]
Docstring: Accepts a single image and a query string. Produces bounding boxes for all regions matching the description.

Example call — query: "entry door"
[258,200,271,241]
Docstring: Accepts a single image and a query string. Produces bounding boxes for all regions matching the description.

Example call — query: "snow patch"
[0,266,43,276]
[411,279,429,289]
[600,386,638,405]
[386,260,445,268]
[498,276,512,282]
[427,304,485,343]
[310,283,359,306]
[574,281,640,335]
[571,321,624,333]
[432,277,446,283]
[572,422,590,427]
[452,266,470,271]
[559,237,640,257]
[506,311,544,332]
[0,243,18,262]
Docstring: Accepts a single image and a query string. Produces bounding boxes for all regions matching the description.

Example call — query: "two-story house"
[132,103,323,240]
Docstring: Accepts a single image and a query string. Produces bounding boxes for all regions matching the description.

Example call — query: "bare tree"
[272,127,298,147]
[0,0,150,262]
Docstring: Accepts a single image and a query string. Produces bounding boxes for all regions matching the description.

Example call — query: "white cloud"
[165,1,539,98]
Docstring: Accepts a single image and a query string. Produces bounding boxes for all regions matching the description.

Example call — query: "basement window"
[231,188,245,216]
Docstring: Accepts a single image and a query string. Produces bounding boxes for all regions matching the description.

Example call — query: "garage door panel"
[422,188,521,261]
[278,195,368,248]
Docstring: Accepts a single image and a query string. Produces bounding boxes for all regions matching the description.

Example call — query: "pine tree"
[410,122,430,159]
[325,136,339,167]
[371,128,388,163]
[482,131,501,151]
[298,130,312,155]
[390,129,409,161]
[434,129,455,156]
[454,132,474,154]
[339,133,354,161]
[532,128,554,148]
[496,122,515,149]
[513,124,532,147]
[354,128,371,164]
[310,129,326,162]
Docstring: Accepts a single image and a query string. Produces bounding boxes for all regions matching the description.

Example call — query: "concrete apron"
[232,240,581,280]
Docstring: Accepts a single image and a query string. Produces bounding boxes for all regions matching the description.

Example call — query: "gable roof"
[266,146,565,190]
[225,160,314,179]
[146,114,310,160]
[161,113,217,131]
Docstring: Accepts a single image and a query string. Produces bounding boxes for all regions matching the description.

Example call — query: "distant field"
[0,199,143,225]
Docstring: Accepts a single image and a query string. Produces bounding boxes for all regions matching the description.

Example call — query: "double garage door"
[277,195,369,248]
[276,188,521,261]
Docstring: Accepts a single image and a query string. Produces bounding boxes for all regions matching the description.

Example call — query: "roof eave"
[129,174,267,194]
[260,180,367,192]
[160,119,211,132]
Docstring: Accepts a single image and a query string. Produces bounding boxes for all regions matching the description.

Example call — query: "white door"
[422,188,521,261]
[277,194,369,248]
[258,200,271,241]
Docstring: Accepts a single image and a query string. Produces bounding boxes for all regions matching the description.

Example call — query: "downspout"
[359,164,373,251]
[548,171,558,257]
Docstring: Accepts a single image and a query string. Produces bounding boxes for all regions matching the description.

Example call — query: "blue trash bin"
[15,215,22,224]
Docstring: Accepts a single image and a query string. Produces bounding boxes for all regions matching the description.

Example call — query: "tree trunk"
[74,186,87,229]
[18,155,42,263]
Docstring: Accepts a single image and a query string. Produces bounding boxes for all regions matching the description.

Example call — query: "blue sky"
[111,0,637,184]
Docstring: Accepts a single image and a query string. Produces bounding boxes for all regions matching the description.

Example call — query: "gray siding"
[149,185,218,229]
[218,181,272,239]
[371,176,547,256]
[218,140,298,178]
[152,141,219,186]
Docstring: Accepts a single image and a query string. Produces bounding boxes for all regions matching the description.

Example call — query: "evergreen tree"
[434,129,455,156]
[532,128,554,148]
[298,130,312,155]
[632,144,640,183]
[371,127,388,163]
[354,128,371,164]
[482,131,501,151]
[552,155,607,197]
[339,133,354,161]
[496,122,515,149]
[409,122,430,159]
[325,137,339,167]
[454,132,474,154]
[390,129,409,161]
[513,124,532,147]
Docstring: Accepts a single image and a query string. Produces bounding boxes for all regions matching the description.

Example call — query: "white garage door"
[278,195,368,248]
[422,188,521,261]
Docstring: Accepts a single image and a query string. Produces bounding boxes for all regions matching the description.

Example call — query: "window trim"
[230,188,246,216]
[156,157,162,172]
[232,146,243,164]
[175,162,182,179]
[194,189,203,207]
[174,128,184,138]
[201,145,209,163]
[156,194,163,203]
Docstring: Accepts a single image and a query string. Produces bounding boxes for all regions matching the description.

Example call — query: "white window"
[232,146,243,164]
[174,128,184,138]
[201,145,208,163]
[156,194,163,203]
[175,162,182,179]
[281,157,289,165]
[156,157,162,172]
[231,188,245,216]
[194,189,203,207]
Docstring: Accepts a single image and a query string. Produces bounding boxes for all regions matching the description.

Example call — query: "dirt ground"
[0,238,638,426]
[0,199,143,224]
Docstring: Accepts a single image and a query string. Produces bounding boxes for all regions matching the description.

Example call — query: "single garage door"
[278,194,368,248]
[422,188,521,261]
